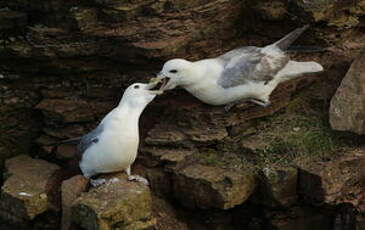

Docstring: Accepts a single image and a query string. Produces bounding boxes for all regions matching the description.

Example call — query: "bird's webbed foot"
[89,177,120,187]
[128,175,149,186]
[90,178,107,187]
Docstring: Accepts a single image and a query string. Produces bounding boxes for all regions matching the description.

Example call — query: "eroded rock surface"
[1,0,365,229]
[172,163,256,209]
[72,174,155,230]
[299,151,365,209]
[0,155,60,223]
[330,48,365,135]
[61,175,89,230]
[258,167,298,208]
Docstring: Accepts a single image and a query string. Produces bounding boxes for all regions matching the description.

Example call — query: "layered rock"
[1,0,365,229]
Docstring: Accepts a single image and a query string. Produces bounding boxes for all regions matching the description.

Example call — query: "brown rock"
[55,144,77,160]
[288,0,365,28]
[72,174,155,230]
[144,167,171,198]
[298,151,365,208]
[36,99,96,123]
[141,147,195,167]
[259,167,298,207]
[172,163,256,209]
[0,155,60,223]
[152,196,189,230]
[61,175,89,230]
[254,1,287,21]
[330,48,365,135]
[268,207,332,230]
[0,10,27,30]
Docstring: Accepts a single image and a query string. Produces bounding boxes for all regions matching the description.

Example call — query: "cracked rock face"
[1,0,365,229]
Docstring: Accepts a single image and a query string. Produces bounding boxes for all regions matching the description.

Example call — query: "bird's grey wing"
[77,124,104,159]
[217,46,289,88]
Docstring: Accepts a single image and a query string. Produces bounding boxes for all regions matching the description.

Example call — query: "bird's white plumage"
[157,26,324,109]
[79,107,140,178]
[78,83,161,181]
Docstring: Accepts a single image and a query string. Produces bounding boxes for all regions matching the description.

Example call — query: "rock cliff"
[1,0,365,229]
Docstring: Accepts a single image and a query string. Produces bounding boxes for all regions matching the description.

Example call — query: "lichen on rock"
[0,155,60,223]
[72,174,155,230]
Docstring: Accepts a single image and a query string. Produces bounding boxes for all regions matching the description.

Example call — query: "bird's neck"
[117,102,145,120]
[102,102,145,134]
[181,62,205,88]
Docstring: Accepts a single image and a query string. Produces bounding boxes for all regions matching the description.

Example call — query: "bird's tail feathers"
[277,61,323,81]
[45,137,81,146]
[273,25,310,50]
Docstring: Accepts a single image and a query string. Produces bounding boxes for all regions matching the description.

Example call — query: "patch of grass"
[192,82,359,171]
[231,85,351,169]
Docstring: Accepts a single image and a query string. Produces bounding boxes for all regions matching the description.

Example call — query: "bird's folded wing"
[77,125,104,158]
[217,46,288,88]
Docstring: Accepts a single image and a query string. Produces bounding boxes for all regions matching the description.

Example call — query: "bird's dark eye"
[169,70,178,74]
[134,85,140,89]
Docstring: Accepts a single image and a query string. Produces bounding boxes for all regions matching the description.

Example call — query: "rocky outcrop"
[258,167,298,208]
[72,174,155,230]
[172,163,256,210]
[287,0,365,28]
[298,151,365,210]
[1,0,365,229]
[0,155,60,223]
[330,48,365,135]
[61,175,89,230]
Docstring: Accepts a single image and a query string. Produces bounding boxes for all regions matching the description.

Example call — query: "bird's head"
[121,82,163,108]
[157,59,195,90]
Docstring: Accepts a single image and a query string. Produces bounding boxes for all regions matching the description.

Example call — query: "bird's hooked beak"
[155,72,176,91]
[145,81,164,95]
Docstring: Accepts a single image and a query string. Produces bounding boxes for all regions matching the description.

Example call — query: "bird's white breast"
[79,110,140,177]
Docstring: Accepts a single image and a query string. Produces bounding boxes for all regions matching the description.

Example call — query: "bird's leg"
[126,166,149,186]
[250,98,271,107]
[224,102,239,112]
[126,166,131,176]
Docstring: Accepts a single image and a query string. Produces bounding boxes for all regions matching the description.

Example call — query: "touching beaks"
[145,81,165,95]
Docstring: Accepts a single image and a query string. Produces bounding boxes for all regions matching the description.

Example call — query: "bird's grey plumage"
[157,25,323,109]
[76,124,104,158]
[217,46,289,88]
[217,25,308,89]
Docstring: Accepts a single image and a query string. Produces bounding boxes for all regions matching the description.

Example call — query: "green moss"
[196,150,222,166]
[242,87,351,168]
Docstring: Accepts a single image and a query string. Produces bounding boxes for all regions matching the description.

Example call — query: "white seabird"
[76,82,162,186]
[157,25,323,111]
